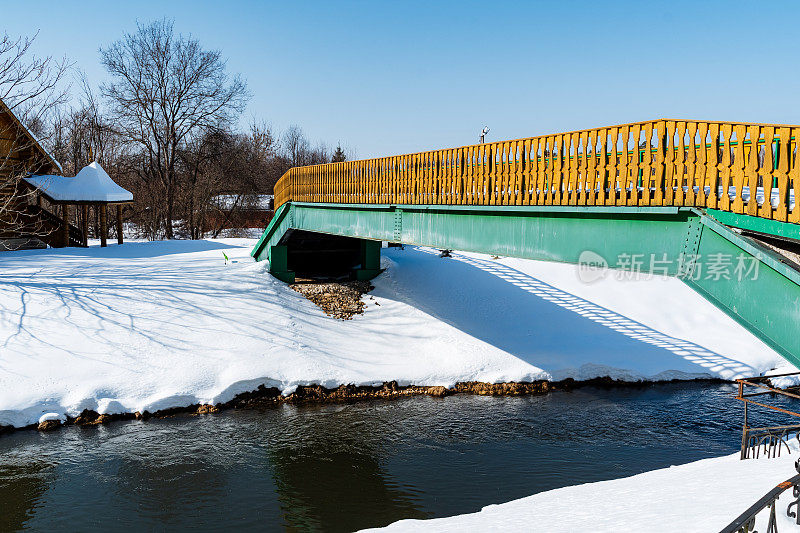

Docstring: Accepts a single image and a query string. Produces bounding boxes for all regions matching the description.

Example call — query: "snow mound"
[37,412,65,424]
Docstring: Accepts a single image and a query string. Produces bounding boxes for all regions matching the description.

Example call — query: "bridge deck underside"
[253,202,800,369]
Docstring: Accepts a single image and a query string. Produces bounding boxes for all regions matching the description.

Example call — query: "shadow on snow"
[377,247,756,380]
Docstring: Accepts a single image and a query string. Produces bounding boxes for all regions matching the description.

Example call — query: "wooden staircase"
[18,204,85,248]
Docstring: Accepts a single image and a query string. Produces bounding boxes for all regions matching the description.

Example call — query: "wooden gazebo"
[24,162,133,247]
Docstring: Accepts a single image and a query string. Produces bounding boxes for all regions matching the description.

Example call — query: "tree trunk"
[165,184,174,239]
[188,193,196,240]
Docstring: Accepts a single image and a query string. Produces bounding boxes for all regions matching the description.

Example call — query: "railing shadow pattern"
[416,247,756,380]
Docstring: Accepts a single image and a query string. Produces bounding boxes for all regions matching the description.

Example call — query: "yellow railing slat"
[272,119,800,226]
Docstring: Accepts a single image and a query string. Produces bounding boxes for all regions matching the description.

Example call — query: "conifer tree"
[331,144,346,163]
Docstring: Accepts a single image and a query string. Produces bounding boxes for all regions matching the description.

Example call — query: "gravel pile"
[290,280,374,319]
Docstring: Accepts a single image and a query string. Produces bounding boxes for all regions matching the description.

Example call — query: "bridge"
[252,119,800,369]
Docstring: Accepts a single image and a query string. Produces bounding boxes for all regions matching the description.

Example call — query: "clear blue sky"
[4,0,799,158]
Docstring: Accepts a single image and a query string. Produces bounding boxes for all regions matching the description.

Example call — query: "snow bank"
[365,442,800,532]
[0,240,544,428]
[0,240,792,428]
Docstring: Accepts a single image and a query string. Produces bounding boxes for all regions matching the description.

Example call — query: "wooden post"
[81,205,89,247]
[100,204,108,247]
[116,205,123,245]
[61,204,70,247]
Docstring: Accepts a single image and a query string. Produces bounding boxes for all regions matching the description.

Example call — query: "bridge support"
[266,223,382,283]
[355,240,382,281]
[269,244,295,283]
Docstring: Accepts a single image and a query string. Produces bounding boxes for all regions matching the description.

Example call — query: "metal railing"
[25,204,84,248]
[737,373,800,460]
[274,119,800,226]
[721,459,800,532]
[723,376,800,531]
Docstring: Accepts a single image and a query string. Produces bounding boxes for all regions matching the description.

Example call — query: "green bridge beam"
[253,202,800,369]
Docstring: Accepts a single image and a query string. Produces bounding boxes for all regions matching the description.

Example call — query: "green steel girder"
[706,208,800,242]
[253,203,690,269]
[252,201,800,369]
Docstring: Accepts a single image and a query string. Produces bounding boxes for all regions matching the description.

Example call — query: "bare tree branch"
[100,19,249,238]
[0,31,71,249]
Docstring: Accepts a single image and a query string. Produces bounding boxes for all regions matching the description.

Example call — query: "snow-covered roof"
[25,162,133,203]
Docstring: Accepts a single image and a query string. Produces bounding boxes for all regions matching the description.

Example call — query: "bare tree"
[48,76,138,242]
[0,32,69,248]
[178,123,281,239]
[308,142,330,165]
[282,124,332,168]
[51,77,121,175]
[100,19,249,238]
[177,126,228,239]
[248,120,284,193]
[250,120,278,162]
[283,124,309,168]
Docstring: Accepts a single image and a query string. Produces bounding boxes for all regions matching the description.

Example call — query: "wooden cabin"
[0,99,132,250]
[0,99,63,250]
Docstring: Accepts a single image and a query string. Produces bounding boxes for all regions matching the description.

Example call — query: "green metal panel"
[268,245,295,283]
[354,239,382,280]
[695,211,800,286]
[252,201,800,368]
[275,202,691,275]
[253,204,708,274]
[706,208,800,242]
[293,203,397,242]
[396,208,689,273]
[251,202,292,262]
[360,240,381,270]
[355,240,383,280]
[683,213,800,364]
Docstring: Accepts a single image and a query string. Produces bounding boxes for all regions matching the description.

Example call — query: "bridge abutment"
[268,228,382,283]
[268,244,295,283]
[355,239,382,281]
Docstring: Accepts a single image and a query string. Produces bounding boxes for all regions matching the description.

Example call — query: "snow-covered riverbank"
[0,238,793,428]
[366,442,800,532]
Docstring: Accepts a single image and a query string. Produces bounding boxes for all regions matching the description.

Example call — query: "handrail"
[720,459,800,532]
[736,374,800,460]
[24,205,84,247]
[273,119,800,226]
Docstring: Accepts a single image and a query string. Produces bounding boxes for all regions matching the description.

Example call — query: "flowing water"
[0,382,794,531]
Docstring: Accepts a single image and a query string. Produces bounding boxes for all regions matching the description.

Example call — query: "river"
[0,382,791,531]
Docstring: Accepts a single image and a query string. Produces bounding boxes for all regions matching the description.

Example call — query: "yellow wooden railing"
[274,119,800,223]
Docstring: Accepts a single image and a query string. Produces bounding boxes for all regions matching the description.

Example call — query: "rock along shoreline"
[0,376,727,436]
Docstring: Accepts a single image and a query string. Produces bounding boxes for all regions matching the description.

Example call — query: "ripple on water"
[0,382,796,532]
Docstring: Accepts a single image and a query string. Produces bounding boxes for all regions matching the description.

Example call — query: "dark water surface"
[0,383,792,531]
